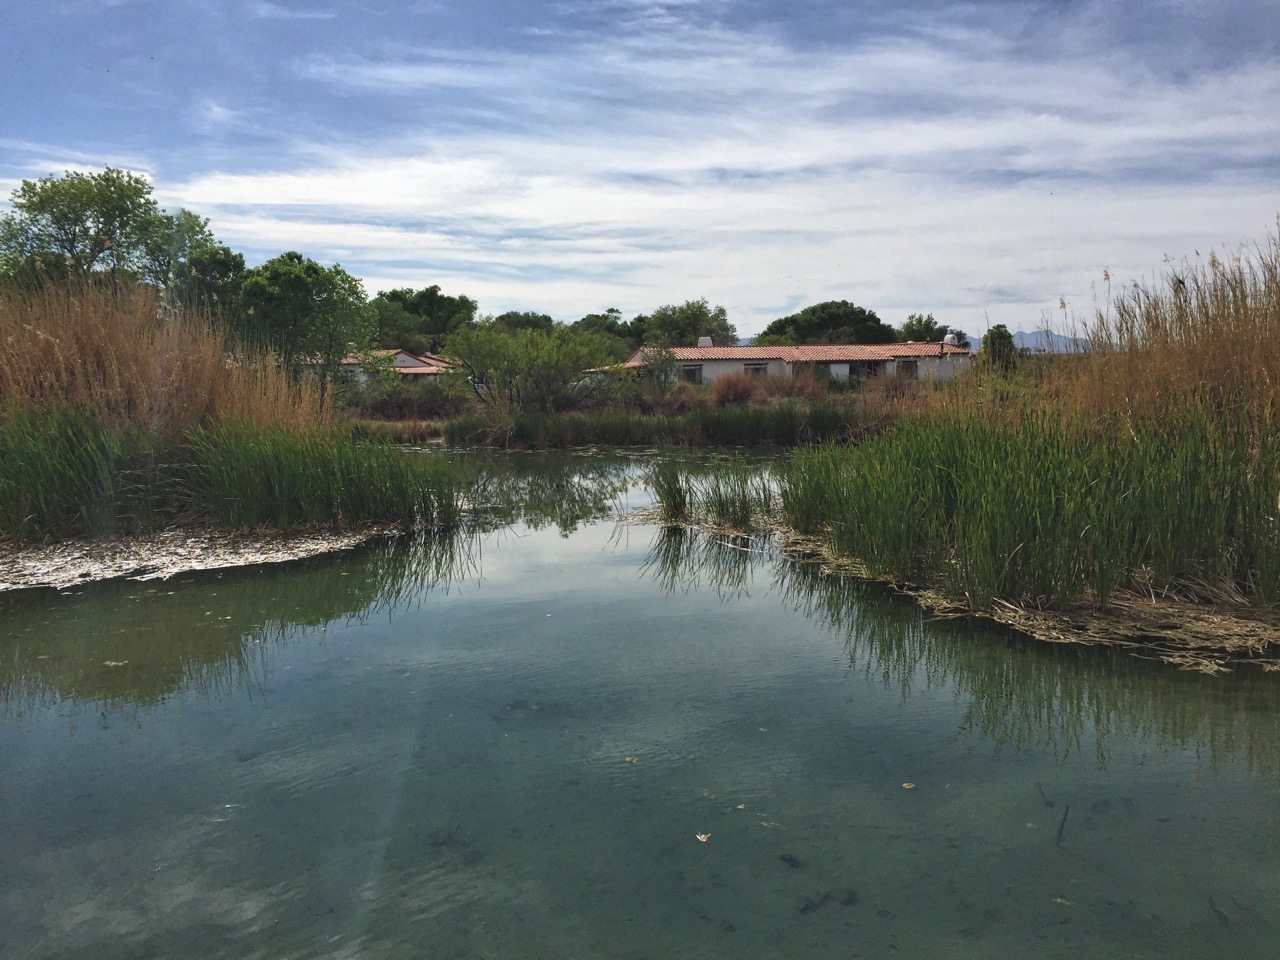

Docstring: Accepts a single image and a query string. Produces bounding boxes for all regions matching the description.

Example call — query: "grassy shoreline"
[0,284,473,542]
[5,226,1280,674]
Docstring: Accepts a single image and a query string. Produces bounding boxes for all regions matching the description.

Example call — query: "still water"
[2,453,1278,959]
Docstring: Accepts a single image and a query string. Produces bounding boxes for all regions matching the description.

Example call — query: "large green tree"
[141,207,215,290]
[0,167,213,290]
[493,310,555,335]
[980,324,1017,373]
[170,244,247,317]
[571,307,638,359]
[239,252,376,404]
[636,298,736,346]
[373,285,478,354]
[444,324,619,414]
[897,312,949,343]
[756,301,896,345]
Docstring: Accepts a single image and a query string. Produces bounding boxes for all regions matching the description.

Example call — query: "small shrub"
[660,382,708,413]
[709,370,758,406]
[354,377,466,420]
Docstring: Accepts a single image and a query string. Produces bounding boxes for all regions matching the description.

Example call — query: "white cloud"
[249,1,336,20]
[188,100,244,134]
[147,10,1280,334]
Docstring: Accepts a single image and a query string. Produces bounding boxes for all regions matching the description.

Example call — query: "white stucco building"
[624,341,972,384]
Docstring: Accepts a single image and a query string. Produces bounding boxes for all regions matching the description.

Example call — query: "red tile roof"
[397,364,450,376]
[338,349,454,371]
[626,343,971,364]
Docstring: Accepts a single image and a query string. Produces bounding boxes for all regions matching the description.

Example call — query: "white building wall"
[679,358,790,383]
[917,355,970,381]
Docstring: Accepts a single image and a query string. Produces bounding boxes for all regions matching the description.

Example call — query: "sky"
[2,0,1278,339]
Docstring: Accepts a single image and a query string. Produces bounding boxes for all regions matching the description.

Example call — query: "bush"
[351,376,466,420]
[658,381,708,413]
[709,370,757,406]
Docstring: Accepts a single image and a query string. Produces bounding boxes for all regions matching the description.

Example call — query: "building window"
[896,360,919,379]
[680,365,703,384]
[744,363,768,376]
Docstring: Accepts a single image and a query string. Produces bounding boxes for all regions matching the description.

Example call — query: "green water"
[2,453,1278,959]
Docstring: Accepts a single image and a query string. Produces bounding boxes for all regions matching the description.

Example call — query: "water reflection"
[0,451,639,716]
[467,450,638,533]
[0,531,477,715]
[640,525,767,599]
[5,451,1279,783]
[648,526,1280,777]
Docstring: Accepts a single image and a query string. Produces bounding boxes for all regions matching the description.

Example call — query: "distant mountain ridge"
[1010,330,1089,353]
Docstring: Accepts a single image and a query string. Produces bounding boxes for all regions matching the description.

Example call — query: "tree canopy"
[239,252,376,403]
[756,301,896,345]
[636,298,736,347]
[444,324,619,414]
[492,310,555,335]
[898,312,949,342]
[571,308,639,360]
[0,167,214,290]
[980,324,1017,373]
[169,244,246,316]
[373,285,478,354]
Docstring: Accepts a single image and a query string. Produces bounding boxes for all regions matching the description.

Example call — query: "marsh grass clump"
[647,456,776,531]
[697,458,774,529]
[0,282,326,432]
[649,458,691,526]
[1075,230,1280,425]
[0,407,168,539]
[769,225,1280,617]
[780,408,1280,611]
[0,283,472,540]
[179,421,473,530]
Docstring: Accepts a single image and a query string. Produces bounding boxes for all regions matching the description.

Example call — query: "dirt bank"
[0,527,394,592]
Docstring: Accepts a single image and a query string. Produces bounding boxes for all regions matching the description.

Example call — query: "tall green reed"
[779,407,1280,610]
[0,407,170,539]
[178,420,472,530]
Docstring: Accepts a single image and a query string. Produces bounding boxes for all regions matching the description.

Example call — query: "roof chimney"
[697,336,713,347]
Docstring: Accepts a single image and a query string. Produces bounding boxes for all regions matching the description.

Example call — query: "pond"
[2,452,1278,959]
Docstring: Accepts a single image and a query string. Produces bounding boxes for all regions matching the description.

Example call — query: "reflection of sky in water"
[2,454,1280,958]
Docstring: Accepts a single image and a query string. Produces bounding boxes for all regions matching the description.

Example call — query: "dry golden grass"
[1073,231,1280,425]
[858,225,1280,434]
[0,282,326,432]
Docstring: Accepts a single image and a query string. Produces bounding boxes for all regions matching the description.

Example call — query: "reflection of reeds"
[646,455,777,531]
[640,518,1280,773]
[642,526,767,599]
[467,452,636,533]
[0,528,480,714]
[773,551,1280,776]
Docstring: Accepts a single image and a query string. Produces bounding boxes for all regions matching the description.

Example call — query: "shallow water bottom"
[2,520,1279,959]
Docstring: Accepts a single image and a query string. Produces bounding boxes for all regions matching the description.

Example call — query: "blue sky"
[3,0,1278,337]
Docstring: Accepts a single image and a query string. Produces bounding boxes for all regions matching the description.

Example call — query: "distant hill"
[1010,330,1089,353]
